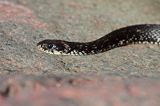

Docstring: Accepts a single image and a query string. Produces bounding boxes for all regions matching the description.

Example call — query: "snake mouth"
[37,45,53,54]
[37,44,69,55]
[37,39,74,55]
[37,45,45,52]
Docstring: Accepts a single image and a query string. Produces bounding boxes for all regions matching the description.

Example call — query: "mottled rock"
[0,75,159,106]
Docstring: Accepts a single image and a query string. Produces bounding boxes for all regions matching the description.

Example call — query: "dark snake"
[37,24,160,56]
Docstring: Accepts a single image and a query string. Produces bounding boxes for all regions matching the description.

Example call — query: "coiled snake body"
[37,24,160,55]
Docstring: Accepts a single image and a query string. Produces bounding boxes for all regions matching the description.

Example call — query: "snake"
[37,24,160,56]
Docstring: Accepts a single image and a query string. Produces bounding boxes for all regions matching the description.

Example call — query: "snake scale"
[37,24,160,56]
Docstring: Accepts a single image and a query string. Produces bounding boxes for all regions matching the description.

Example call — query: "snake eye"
[47,43,53,49]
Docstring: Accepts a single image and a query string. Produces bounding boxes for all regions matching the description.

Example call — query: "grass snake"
[37,24,160,56]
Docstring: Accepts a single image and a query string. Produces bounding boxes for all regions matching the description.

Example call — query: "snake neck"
[69,24,160,55]
[67,42,92,55]
[68,41,110,55]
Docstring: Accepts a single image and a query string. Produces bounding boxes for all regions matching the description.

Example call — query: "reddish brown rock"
[0,75,159,106]
[0,1,47,29]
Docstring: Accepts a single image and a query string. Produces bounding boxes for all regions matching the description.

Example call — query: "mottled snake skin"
[37,24,160,55]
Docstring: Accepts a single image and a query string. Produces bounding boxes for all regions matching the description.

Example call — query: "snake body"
[37,24,160,55]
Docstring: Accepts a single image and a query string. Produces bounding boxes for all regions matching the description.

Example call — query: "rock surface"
[0,0,160,106]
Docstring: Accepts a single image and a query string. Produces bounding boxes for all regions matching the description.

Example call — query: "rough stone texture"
[0,75,160,106]
[0,0,160,106]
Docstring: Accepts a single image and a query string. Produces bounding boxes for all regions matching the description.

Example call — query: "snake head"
[37,39,71,55]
